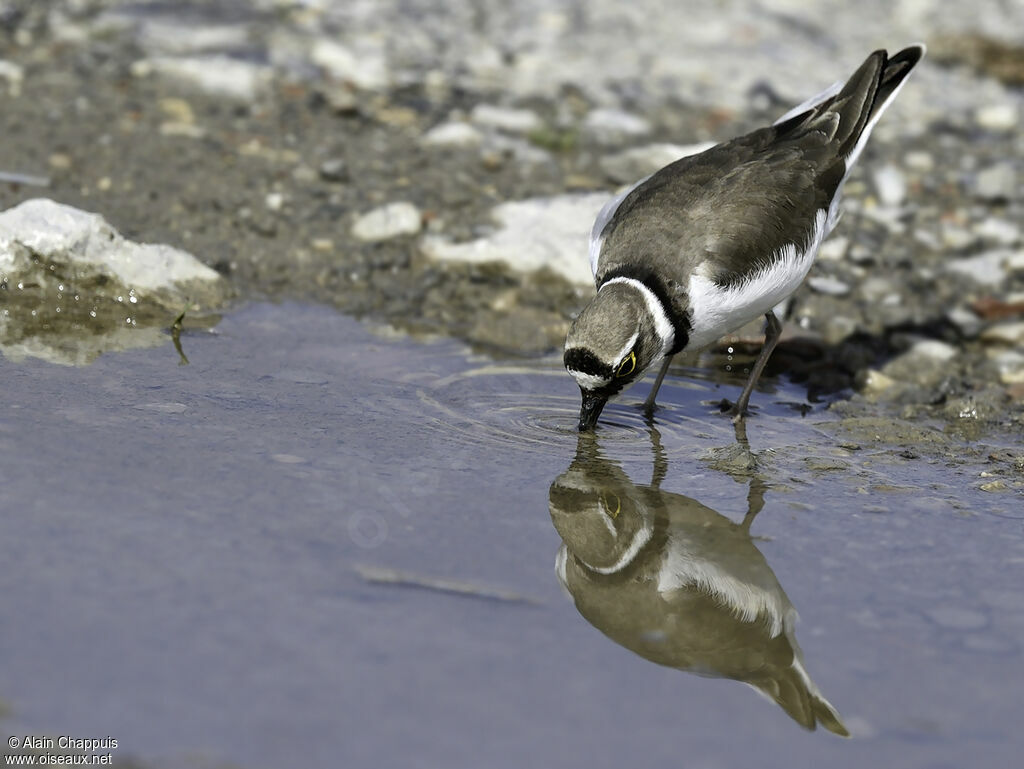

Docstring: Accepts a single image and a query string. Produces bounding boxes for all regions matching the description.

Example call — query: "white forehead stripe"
[600,276,674,355]
[566,368,610,391]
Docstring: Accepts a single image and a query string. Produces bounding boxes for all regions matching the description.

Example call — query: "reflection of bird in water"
[549,430,848,736]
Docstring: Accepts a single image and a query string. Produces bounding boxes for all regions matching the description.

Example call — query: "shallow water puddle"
[1,303,1021,768]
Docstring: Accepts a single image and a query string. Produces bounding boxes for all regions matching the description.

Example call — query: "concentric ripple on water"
[415,362,735,461]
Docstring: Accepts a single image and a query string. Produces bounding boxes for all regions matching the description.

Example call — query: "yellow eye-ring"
[601,492,621,519]
[616,351,636,378]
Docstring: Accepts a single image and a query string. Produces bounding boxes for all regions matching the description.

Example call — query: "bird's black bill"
[577,391,608,431]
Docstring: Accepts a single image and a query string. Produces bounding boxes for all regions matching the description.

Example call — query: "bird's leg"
[740,477,768,533]
[730,311,782,422]
[648,424,668,489]
[643,354,674,415]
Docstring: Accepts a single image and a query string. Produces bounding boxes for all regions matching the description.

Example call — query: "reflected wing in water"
[549,432,848,736]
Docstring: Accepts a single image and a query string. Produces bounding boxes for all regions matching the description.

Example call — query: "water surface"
[1,303,1021,768]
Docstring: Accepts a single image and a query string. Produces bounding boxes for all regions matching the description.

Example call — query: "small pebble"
[859,276,900,304]
[988,350,1024,385]
[973,162,1017,202]
[946,250,1011,287]
[946,307,984,338]
[882,340,958,386]
[582,108,652,145]
[980,321,1024,347]
[321,85,359,115]
[351,202,422,242]
[600,142,714,183]
[470,104,542,134]
[861,369,898,396]
[422,121,483,148]
[807,275,851,296]
[904,150,934,172]
[975,217,1020,245]
[974,103,1018,132]
[817,236,848,261]
[0,59,24,96]
[318,158,348,182]
[872,164,906,207]
[158,97,195,124]
[311,39,389,90]
[940,221,976,250]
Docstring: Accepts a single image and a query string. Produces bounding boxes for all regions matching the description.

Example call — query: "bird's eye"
[616,351,636,378]
[601,492,621,519]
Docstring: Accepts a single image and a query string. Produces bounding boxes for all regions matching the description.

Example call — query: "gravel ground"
[0,0,1022,445]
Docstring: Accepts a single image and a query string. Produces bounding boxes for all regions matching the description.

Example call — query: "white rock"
[0,199,221,294]
[990,350,1024,384]
[808,276,851,296]
[817,236,849,262]
[0,199,224,365]
[909,339,958,362]
[904,151,934,172]
[945,250,1014,287]
[973,163,1017,202]
[975,103,1018,132]
[980,322,1024,347]
[351,202,422,242]
[0,59,24,96]
[421,194,609,286]
[941,222,977,250]
[139,56,270,101]
[881,339,958,385]
[859,276,899,303]
[872,164,906,207]
[859,203,906,234]
[311,39,390,91]
[599,142,716,183]
[861,369,898,396]
[976,217,1020,246]
[913,228,942,251]
[138,21,250,55]
[582,108,652,145]
[946,307,983,338]
[470,104,542,134]
[422,121,483,148]
[481,134,552,165]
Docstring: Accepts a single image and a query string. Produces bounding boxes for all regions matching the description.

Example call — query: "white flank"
[687,209,827,351]
[657,529,795,639]
[600,276,675,354]
[772,80,843,126]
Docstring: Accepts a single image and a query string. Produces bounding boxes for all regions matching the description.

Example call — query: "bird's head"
[564,283,663,430]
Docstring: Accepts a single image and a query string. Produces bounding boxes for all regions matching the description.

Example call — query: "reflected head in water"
[549,430,849,736]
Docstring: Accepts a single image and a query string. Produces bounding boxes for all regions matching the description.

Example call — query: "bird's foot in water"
[715,398,755,423]
[641,400,660,424]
